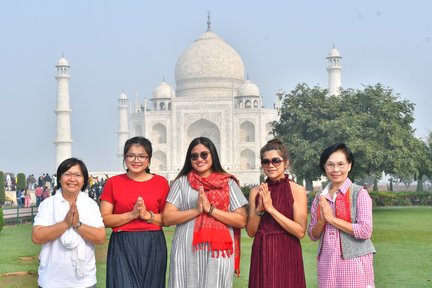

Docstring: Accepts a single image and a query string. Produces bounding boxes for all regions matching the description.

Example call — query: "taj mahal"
[54,18,342,185]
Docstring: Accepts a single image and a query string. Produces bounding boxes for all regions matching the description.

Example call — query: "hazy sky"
[1,0,431,177]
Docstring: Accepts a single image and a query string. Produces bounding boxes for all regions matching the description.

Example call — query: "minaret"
[274,88,284,111]
[326,46,342,96]
[54,55,72,168]
[117,92,129,170]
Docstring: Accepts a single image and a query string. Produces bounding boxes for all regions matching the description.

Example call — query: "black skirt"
[106,230,167,288]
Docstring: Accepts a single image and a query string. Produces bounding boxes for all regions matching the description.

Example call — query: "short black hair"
[56,157,89,191]
[319,143,354,172]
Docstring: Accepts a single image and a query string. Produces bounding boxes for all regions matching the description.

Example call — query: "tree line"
[272,83,432,191]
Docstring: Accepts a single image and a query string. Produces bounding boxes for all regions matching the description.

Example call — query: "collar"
[321,178,352,201]
[55,188,86,205]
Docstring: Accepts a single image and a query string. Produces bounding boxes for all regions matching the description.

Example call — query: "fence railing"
[2,206,39,225]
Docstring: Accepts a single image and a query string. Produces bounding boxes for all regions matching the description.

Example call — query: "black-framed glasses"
[261,157,283,167]
[190,151,210,161]
[125,154,149,162]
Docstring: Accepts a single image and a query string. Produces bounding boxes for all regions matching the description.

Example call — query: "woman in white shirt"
[32,157,106,288]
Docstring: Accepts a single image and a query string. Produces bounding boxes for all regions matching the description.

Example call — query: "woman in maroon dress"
[246,139,307,288]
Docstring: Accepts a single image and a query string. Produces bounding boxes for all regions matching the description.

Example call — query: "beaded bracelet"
[208,204,215,216]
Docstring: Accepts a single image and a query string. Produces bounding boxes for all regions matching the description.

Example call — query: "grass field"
[0,207,431,287]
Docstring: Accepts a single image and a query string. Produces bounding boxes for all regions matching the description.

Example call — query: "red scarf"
[316,187,352,223]
[188,171,242,277]
[335,187,351,222]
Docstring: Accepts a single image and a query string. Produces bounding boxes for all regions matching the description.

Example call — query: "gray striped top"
[166,176,248,288]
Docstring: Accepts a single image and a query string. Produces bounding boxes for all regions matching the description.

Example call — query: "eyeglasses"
[190,151,210,161]
[261,158,283,167]
[125,154,149,162]
[325,162,348,170]
[63,172,83,179]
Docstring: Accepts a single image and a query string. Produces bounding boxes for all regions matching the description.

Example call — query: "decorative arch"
[187,119,221,154]
[240,121,255,142]
[159,102,166,111]
[253,100,259,108]
[152,151,167,171]
[240,149,256,169]
[152,123,167,143]
[245,100,252,108]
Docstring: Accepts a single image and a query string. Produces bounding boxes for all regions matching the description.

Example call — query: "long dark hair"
[174,137,227,181]
[123,136,153,173]
[56,157,89,191]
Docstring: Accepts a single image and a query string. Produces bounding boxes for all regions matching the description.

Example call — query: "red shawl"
[188,171,242,277]
[317,187,352,223]
[335,187,351,222]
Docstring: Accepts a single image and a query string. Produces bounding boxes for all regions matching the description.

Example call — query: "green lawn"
[1,207,431,287]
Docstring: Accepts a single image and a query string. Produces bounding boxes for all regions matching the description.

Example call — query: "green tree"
[0,208,3,232]
[272,83,338,190]
[339,84,416,190]
[427,132,432,181]
[16,173,26,191]
[273,83,418,191]
[0,171,5,206]
[415,132,432,191]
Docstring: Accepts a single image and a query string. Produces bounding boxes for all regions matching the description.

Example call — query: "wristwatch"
[73,221,82,231]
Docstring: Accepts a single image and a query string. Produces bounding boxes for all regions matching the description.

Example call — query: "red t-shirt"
[100,173,169,232]
[35,187,43,197]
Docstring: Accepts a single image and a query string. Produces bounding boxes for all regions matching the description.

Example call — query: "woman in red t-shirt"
[100,136,169,288]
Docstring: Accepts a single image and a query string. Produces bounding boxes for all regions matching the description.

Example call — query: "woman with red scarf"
[308,143,376,288]
[163,137,248,288]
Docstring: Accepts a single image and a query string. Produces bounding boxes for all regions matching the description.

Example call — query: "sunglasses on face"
[190,151,210,161]
[261,157,283,167]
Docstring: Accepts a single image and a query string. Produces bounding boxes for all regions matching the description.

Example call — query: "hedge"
[0,208,3,232]
[306,190,432,208]
[0,171,5,206]
[369,191,432,206]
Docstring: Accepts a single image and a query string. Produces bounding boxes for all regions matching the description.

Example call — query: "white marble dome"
[237,80,260,96]
[57,56,69,66]
[152,81,174,99]
[328,47,341,58]
[175,30,245,97]
[120,92,128,100]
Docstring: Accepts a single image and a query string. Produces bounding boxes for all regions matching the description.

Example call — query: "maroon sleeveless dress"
[248,175,306,288]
